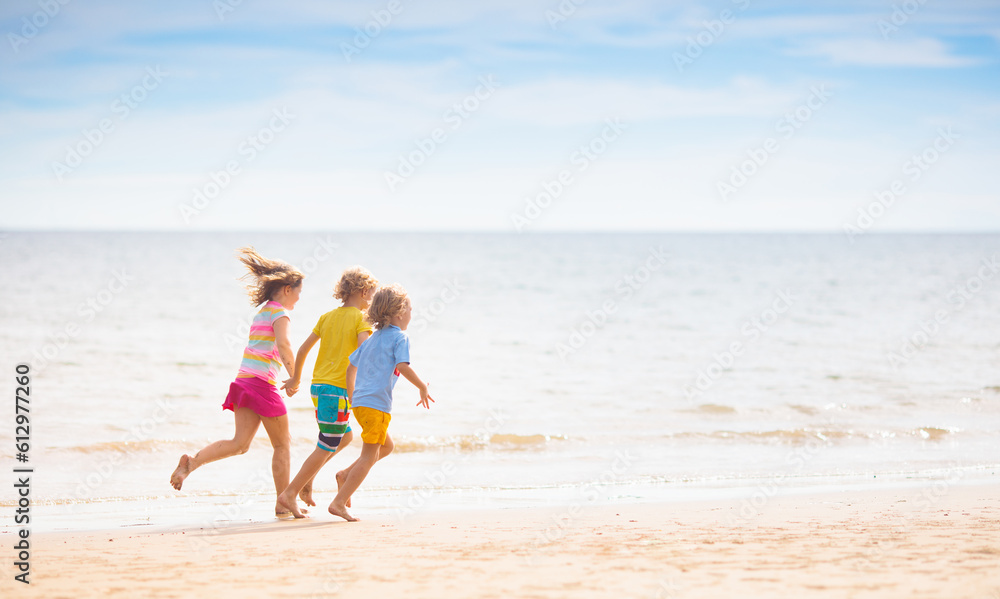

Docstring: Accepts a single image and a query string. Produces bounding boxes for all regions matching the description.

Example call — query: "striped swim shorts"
[310,383,352,453]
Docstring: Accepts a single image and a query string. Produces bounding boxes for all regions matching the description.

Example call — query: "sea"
[1,232,998,532]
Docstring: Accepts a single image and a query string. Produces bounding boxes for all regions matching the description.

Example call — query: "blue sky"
[1,0,998,231]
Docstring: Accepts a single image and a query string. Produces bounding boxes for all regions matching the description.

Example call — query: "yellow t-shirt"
[311,306,373,389]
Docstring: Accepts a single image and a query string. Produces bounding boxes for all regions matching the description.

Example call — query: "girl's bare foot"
[299,482,316,507]
[335,470,352,508]
[276,491,308,518]
[328,500,357,522]
[170,455,192,490]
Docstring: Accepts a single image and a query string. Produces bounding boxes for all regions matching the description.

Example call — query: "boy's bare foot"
[328,501,357,522]
[170,455,192,490]
[276,491,308,519]
[299,482,316,507]
[335,470,352,508]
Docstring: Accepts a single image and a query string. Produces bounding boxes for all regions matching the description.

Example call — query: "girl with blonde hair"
[170,247,304,518]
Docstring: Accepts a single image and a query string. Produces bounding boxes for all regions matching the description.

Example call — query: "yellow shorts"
[352,406,391,445]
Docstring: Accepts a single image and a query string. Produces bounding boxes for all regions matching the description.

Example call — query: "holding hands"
[281,377,300,397]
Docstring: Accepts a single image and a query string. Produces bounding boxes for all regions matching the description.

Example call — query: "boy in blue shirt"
[328,283,433,521]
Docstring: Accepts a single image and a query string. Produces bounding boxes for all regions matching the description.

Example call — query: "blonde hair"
[236,246,304,306]
[334,266,378,302]
[367,283,409,330]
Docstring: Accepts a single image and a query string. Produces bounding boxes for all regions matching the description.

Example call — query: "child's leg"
[277,431,352,519]
[335,431,387,506]
[328,441,381,521]
[259,414,292,516]
[277,447,328,518]
[377,433,393,459]
[304,388,353,505]
[170,407,260,490]
[298,450,334,507]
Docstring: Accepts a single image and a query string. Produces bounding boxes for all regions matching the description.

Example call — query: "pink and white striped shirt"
[236,301,289,386]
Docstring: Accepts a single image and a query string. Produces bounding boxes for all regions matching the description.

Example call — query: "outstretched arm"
[282,331,319,396]
[396,362,433,409]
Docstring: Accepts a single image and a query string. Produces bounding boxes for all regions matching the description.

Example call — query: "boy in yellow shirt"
[277,266,377,518]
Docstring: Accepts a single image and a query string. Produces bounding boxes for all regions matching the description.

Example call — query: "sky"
[0,0,998,232]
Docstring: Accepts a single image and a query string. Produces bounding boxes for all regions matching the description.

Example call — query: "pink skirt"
[223,376,287,418]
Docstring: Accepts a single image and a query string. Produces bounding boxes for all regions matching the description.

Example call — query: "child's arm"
[396,362,434,409]
[282,332,319,396]
[344,332,368,400]
[346,364,357,401]
[272,317,296,393]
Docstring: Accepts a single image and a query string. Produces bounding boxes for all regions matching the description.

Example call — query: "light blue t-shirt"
[349,325,410,413]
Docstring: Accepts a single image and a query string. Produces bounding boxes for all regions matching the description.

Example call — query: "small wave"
[490,433,552,446]
[915,427,953,441]
[64,438,271,454]
[669,428,872,445]
[66,440,175,454]
[61,433,566,455]
[669,426,964,445]
[687,403,737,415]
[392,433,565,453]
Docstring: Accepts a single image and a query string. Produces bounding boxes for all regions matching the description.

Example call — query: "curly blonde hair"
[236,246,304,306]
[333,266,378,302]
[367,284,409,330]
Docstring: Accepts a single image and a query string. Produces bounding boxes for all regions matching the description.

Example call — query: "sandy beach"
[3,482,998,598]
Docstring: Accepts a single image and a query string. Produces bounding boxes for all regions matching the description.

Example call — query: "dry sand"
[3,483,999,598]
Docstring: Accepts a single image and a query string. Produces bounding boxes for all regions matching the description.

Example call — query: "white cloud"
[486,76,804,126]
[790,37,981,67]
